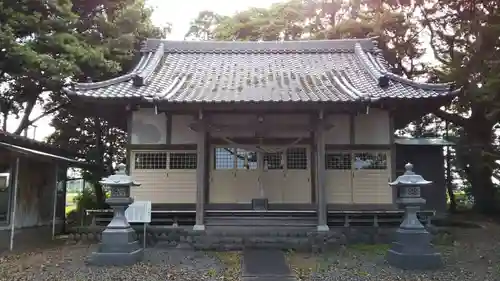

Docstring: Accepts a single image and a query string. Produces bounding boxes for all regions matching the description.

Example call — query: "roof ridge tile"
[141,38,377,54]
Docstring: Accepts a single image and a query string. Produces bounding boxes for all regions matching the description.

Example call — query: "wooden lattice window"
[169,152,197,169]
[264,152,283,170]
[214,147,235,170]
[326,152,352,170]
[236,149,257,170]
[134,152,167,169]
[353,152,387,170]
[286,147,307,170]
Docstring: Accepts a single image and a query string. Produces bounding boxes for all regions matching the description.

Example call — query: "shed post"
[51,164,59,240]
[9,157,20,251]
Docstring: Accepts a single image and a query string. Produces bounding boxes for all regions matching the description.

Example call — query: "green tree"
[0,0,167,205]
[420,0,500,213]
[46,0,168,206]
[0,0,90,134]
[185,10,227,40]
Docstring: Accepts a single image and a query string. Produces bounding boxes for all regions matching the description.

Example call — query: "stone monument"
[87,163,143,266]
[386,163,442,270]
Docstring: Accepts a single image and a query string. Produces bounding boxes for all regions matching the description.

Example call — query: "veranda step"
[206,216,317,227]
[203,226,317,236]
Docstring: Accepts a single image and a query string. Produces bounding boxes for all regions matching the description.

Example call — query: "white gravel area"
[288,222,500,281]
[0,245,232,281]
[2,218,499,281]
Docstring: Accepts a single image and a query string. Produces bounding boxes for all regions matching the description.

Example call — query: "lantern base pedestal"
[88,248,144,266]
[386,246,442,270]
[87,227,144,266]
[386,228,442,270]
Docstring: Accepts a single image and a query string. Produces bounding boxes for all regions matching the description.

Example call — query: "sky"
[8,0,273,141]
[149,0,273,40]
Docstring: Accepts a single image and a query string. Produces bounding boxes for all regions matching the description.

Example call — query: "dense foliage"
[0,0,167,205]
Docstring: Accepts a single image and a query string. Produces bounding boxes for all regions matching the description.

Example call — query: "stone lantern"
[385,163,442,270]
[88,163,143,266]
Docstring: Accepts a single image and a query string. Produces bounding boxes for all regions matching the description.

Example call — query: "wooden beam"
[189,121,334,134]
[209,137,312,146]
[155,101,359,113]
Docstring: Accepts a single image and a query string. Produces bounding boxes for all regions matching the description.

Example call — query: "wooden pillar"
[389,111,398,205]
[194,110,206,231]
[315,110,329,231]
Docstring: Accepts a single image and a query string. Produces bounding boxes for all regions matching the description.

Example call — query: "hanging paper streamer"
[244,153,249,169]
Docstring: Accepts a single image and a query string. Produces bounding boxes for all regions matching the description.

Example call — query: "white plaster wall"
[130,108,167,144]
[324,114,350,144]
[354,109,390,144]
[170,115,197,144]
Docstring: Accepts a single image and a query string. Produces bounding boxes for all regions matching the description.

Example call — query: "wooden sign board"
[125,201,152,223]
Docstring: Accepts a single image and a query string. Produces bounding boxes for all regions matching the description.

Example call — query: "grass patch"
[65,205,76,215]
[432,231,456,246]
[212,251,241,281]
[346,243,390,256]
[65,192,78,215]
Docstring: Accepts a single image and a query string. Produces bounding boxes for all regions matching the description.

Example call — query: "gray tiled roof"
[65,38,458,103]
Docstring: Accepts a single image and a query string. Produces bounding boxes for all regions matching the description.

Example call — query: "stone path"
[242,249,295,281]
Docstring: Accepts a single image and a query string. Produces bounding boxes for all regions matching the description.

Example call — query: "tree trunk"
[465,114,498,214]
[446,151,457,213]
[93,118,106,207]
[468,159,497,214]
[2,112,7,131]
[445,121,457,212]
[13,98,37,135]
[446,183,457,212]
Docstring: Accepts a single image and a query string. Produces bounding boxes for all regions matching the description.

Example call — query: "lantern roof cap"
[389,163,432,186]
[99,163,141,186]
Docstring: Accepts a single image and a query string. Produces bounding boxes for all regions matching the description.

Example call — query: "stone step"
[189,236,322,251]
[242,277,296,281]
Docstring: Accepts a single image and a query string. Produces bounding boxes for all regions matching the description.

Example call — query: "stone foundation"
[68,225,398,252]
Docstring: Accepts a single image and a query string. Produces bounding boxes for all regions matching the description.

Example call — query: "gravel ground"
[3,219,500,281]
[288,222,500,281]
[0,244,240,281]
